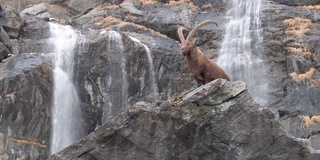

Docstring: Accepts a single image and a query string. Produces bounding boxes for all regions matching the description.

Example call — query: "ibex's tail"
[185,20,218,42]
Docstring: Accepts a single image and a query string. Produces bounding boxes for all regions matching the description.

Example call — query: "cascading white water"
[49,23,84,154]
[129,36,159,100]
[142,44,159,99]
[104,31,129,121]
[217,0,269,105]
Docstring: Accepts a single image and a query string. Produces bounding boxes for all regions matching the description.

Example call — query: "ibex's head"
[178,20,218,56]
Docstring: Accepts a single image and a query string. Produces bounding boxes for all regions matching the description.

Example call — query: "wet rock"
[48,80,320,160]
[22,18,50,40]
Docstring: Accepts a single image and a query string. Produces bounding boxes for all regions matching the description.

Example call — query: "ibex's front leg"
[195,76,204,87]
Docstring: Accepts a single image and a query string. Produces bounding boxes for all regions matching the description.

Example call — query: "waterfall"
[129,36,159,100]
[142,44,159,99]
[217,0,269,105]
[101,31,129,123]
[49,23,84,154]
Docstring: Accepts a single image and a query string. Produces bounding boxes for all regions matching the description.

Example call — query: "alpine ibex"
[178,20,230,86]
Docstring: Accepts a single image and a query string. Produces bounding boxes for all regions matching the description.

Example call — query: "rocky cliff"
[0,0,320,159]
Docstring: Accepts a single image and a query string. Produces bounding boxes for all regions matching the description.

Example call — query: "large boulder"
[48,79,320,160]
[0,53,53,159]
[20,3,51,20]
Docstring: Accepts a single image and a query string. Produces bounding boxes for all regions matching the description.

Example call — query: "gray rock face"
[262,1,320,113]
[0,53,53,159]
[48,79,320,160]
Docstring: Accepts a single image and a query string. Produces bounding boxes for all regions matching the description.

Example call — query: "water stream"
[129,36,159,100]
[49,23,84,154]
[97,31,130,123]
[217,0,269,105]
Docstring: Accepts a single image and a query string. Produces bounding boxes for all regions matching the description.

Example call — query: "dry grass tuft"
[94,16,169,39]
[289,68,316,82]
[297,5,320,10]
[8,136,47,148]
[140,0,159,4]
[283,17,315,61]
[303,116,320,129]
[287,47,313,58]
[283,17,312,36]
[289,68,320,86]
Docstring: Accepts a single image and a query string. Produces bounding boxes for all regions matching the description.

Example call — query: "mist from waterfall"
[217,0,269,105]
[49,23,84,154]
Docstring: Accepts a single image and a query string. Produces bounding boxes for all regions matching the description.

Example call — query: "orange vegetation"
[104,5,118,9]
[289,68,316,81]
[303,116,320,129]
[8,136,47,148]
[283,17,315,63]
[283,17,312,35]
[289,68,320,86]
[297,5,320,10]
[287,47,312,58]
[94,16,169,39]
[140,0,159,4]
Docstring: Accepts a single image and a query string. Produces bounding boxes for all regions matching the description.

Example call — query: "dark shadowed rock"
[0,53,53,159]
[0,43,10,62]
[48,79,320,160]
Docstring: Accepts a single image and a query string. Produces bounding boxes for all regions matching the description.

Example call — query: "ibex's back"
[178,20,230,86]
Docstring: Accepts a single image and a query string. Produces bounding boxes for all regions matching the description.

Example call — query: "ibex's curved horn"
[185,20,218,42]
[178,26,187,43]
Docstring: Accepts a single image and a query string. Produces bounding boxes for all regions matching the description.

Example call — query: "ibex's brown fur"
[178,20,230,86]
